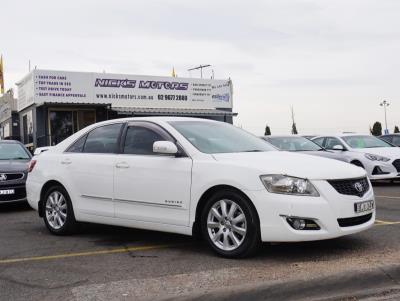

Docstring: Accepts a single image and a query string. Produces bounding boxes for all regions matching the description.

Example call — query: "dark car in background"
[0,140,32,204]
[380,134,400,147]
[262,135,349,162]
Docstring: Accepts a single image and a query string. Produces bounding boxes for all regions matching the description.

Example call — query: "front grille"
[0,185,27,202]
[0,173,25,182]
[393,159,400,172]
[328,177,369,197]
[337,213,373,227]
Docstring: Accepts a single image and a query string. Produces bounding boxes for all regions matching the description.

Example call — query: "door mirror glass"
[153,141,178,155]
[332,144,344,151]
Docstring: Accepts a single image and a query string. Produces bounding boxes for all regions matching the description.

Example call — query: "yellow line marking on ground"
[0,244,172,264]
[375,219,400,226]
[375,195,400,200]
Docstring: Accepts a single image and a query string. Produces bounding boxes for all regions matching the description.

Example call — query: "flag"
[171,67,176,77]
[0,55,4,94]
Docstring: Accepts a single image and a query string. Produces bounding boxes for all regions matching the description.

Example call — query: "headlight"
[364,153,390,162]
[260,175,319,196]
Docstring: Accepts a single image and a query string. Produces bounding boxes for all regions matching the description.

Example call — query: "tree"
[264,125,271,136]
[292,123,298,135]
[291,106,298,134]
[370,122,382,136]
[394,126,399,133]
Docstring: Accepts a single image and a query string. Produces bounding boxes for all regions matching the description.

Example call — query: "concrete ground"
[0,182,399,301]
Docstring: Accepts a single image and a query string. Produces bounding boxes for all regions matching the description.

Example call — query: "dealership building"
[16,69,235,148]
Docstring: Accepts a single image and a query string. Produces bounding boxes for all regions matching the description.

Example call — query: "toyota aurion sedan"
[262,135,349,163]
[313,134,400,180]
[0,140,32,204]
[27,118,375,258]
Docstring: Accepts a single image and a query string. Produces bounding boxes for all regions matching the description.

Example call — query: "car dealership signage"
[17,69,233,111]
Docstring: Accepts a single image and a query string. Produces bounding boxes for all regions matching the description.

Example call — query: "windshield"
[342,135,393,149]
[169,121,276,154]
[265,136,323,151]
[0,143,31,160]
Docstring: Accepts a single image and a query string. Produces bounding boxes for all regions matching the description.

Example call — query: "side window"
[382,136,392,143]
[392,136,400,146]
[325,137,344,150]
[123,126,167,155]
[66,134,87,153]
[313,137,325,147]
[83,123,122,154]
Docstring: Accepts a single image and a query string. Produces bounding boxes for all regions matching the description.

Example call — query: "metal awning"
[112,107,237,117]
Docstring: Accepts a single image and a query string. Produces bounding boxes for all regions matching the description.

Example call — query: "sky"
[2,0,400,135]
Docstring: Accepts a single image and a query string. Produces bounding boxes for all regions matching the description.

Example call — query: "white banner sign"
[17,70,233,111]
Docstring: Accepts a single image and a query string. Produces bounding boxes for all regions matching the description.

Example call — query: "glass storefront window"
[49,109,96,145]
[22,111,34,144]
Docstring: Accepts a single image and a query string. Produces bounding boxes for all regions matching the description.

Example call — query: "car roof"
[0,140,24,144]
[87,116,221,127]
[381,134,400,136]
[264,135,306,138]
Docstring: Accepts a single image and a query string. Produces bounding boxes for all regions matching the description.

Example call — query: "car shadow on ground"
[372,179,400,187]
[74,222,371,263]
[0,202,32,213]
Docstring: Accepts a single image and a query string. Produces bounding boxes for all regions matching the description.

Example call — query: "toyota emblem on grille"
[0,174,7,181]
[354,182,363,193]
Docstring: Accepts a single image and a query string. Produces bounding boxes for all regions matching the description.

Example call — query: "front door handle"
[61,158,72,165]
[115,162,130,169]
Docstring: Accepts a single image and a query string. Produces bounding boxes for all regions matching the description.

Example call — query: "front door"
[113,122,192,226]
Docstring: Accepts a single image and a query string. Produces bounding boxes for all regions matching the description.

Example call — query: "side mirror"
[153,141,178,155]
[33,146,52,156]
[332,144,344,151]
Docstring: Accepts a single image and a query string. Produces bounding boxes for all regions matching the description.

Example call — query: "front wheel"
[201,190,260,258]
[43,185,77,235]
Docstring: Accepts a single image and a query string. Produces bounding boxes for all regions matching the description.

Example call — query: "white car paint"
[312,134,400,180]
[27,117,375,249]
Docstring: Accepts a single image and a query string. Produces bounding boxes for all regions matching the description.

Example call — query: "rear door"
[113,121,192,226]
[61,122,123,217]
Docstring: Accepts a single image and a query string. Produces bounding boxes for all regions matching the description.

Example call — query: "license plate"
[0,189,15,195]
[354,200,374,213]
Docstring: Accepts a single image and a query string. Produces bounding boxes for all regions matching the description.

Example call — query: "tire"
[42,185,77,235]
[201,189,260,258]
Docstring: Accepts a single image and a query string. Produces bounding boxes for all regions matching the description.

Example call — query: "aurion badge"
[354,182,363,193]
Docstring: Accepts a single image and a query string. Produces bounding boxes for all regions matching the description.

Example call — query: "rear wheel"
[43,185,77,235]
[201,190,260,258]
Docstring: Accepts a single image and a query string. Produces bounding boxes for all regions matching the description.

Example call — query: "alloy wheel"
[45,191,67,230]
[207,199,247,251]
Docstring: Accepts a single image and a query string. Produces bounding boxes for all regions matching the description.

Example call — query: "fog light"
[292,218,306,230]
[286,217,320,230]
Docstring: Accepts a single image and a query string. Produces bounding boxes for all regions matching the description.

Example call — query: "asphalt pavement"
[0,182,399,301]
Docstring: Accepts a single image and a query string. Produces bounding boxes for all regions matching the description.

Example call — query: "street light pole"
[380,100,390,134]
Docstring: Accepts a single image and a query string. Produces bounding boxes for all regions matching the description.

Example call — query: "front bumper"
[0,184,27,204]
[247,179,375,242]
[366,160,400,180]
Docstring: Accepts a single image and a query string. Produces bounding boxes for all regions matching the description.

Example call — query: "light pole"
[380,100,390,134]
[188,65,211,79]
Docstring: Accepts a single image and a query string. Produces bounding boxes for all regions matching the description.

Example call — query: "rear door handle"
[115,162,130,169]
[61,158,72,165]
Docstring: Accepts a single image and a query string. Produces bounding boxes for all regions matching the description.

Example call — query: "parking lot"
[0,183,398,301]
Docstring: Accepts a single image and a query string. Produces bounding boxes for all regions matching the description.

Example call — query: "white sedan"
[312,134,400,180]
[27,118,375,258]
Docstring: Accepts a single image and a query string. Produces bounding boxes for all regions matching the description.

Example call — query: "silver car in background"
[261,136,349,163]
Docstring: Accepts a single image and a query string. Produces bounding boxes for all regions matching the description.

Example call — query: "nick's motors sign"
[17,69,232,110]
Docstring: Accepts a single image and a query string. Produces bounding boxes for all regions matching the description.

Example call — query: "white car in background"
[312,134,400,180]
[26,118,374,258]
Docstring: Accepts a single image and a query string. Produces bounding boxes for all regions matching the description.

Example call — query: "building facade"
[17,69,236,148]
[0,89,20,141]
